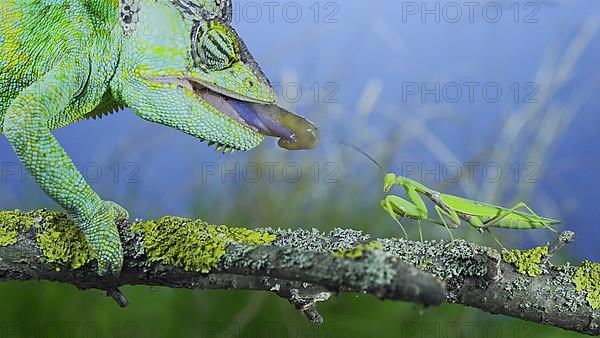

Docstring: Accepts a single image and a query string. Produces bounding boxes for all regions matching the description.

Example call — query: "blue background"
[1,1,599,337]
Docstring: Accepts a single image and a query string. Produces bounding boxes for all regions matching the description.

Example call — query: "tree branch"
[0,210,598,335]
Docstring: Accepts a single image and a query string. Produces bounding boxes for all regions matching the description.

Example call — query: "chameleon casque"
[0,0,319,275]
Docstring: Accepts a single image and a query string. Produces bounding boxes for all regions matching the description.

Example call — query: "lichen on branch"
[502,246,549,277]
[131,216,276,273]
[0,209,599,335]
[0,210,35,246]
[573,261,600,310]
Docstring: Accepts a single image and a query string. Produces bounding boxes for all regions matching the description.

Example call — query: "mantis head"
[114,0,319,151]
[384,173,397,192]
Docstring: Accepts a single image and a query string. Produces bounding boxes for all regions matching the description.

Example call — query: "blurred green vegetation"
[0,280,583,337]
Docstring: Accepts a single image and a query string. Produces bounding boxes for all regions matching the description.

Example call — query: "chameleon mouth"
[191,83,319,150]
[147,76,319,151]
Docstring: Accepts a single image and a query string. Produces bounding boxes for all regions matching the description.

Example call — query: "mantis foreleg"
[380,196,411,238]
[380,185,430,239]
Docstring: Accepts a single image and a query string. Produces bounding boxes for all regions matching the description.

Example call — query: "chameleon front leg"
[3,58,127,275]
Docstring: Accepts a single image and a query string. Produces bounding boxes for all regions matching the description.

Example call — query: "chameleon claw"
[107,288,129,307]
[88,201,127,276]
[104,200,129,220]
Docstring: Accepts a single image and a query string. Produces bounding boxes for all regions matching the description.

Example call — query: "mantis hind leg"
[481,202,558,233]
[487,229,507,250]
[433,206,457,241]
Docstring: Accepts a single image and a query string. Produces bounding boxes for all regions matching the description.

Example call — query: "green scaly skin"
[0,0,318,275]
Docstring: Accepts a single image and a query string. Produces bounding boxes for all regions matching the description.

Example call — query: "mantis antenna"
[339,140,414,238]
[339,140,386,173]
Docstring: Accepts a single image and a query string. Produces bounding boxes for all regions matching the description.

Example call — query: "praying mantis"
[341,142,561,241]
[381,172,561,241]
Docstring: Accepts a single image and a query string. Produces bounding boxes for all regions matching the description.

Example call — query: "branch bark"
[0,210,598,336]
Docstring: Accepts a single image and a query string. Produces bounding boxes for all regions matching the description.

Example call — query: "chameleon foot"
[104,200,130,220]
[81,201,129,276]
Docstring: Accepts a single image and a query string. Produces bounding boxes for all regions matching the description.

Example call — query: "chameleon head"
[114,0,319,151]
[384,173,397,192]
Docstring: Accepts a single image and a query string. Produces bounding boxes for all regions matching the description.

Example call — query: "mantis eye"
[192,21,239,71]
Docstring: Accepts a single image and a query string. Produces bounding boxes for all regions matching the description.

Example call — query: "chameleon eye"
[192,21,239,71]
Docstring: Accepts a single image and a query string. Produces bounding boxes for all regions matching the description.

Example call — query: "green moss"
[131,216,276,273]
[419,259,433,269]
[502,246,548,277]
[0,210,35,246]
[333,241,383,260]
[0,210,94,269]
[572,261,600,310]
[34,211,95,269]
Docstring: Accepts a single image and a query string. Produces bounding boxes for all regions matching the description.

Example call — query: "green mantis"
[381,172,560,241]
[341,141,561,241]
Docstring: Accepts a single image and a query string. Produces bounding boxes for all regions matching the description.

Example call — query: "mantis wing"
[440,194,561,229]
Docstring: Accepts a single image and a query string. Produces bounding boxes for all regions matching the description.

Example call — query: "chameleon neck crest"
[119,0,141,35]
[171,0,232,22]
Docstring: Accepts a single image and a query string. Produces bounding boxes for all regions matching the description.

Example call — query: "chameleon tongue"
[227,99,320,150]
